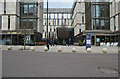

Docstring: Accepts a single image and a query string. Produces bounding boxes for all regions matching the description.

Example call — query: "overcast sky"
[44,0,74,8]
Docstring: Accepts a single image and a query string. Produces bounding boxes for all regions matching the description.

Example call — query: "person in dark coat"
[68,39,71,46]
[50,39,53,46]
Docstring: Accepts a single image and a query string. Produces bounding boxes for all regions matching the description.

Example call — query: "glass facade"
[21,4,38,16]
[23,5,28,14]
[92,3,110,30]
[20,19,37,30]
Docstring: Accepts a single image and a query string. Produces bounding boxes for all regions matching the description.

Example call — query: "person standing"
[53,39,54,46]
[50,39,53,46]
[68,39,71,46]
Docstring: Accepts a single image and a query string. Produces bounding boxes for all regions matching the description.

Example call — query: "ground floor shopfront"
[74,30,119,46]
[0,31,42,45]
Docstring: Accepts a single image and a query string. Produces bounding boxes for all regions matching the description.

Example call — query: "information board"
[86,34,91,50]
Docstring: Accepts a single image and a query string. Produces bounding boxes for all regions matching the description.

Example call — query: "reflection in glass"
[24,5,28,14]
[96,5,99,17]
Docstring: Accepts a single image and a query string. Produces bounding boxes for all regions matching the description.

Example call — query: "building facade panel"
[2,15,8,30]
[6,1,17,14]
[10,16,16,30]
[0,0,4,14]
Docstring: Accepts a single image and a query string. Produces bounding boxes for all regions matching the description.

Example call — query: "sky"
[44,0,74,8]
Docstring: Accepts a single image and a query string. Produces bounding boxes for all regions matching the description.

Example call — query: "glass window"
[82,13,84,23]
[43,26,45,32]
[62,13,64,18]
[54,26,56,32]
[54,13,55,18]
[49,20,50,25]
[96,5,99,17]
[93,5,95,17]
[49,14,51,19]
[24,5,28,14]
[79,3,81,12]
[68,14,71,18]
[50,26,52,32]
[34,4,37,15]
[65,19,66,25]
[57,19,59,25]
[4,0,6,14]
[100,5,105,17]
[8,16,10,30]
[68,19,69,25]
[64,14,67,18]
[53,19,54,25]
[59,14,62,18]
[79,24,81,33]
[114,17,116,31]
[101,20,104,26]
[93,19,95,25]
[96,19,99,26]
[28,19,34,29]
[54,19,56,25]
[29,4,34,14]
[57,14,59,18]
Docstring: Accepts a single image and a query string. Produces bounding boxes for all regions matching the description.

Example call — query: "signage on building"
[88,33,95,35]
[86,34,91,50]
[95,34,104,35]
[7,32,21,34]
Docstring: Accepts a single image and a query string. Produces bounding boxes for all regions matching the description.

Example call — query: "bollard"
[58,47,62,52]
[87,48,92,53]
[19,46,23,50]
[72,47,76,52]
[31,47,35,51]
[8,46,12,50]
[44,46,48,51]
[102,48,108,53]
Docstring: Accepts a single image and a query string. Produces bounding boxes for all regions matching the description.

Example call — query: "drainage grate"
[98,67,118,74]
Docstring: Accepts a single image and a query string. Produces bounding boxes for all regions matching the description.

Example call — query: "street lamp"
[46,0,49,50]
[118,35,120,53]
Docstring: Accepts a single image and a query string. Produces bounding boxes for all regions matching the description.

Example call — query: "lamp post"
[118,34,120,53]
[46,0,49,50]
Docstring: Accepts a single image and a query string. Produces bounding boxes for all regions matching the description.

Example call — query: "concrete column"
[10,33,12,45]
[94,35,96,46]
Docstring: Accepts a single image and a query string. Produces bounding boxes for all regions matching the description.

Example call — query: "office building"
[43,8,72,39]
[0,0,43,45]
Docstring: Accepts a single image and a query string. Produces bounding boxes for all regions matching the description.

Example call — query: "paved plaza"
[1,45,119,54]
[1,45,119,77]
[2,50,118,77]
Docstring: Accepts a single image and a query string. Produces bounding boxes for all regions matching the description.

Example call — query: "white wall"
[2,16,8,30]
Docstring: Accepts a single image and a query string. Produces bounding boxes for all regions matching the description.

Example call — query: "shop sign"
[88,33,95,35]
[7,32,21,34]
[95,34,104,35]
